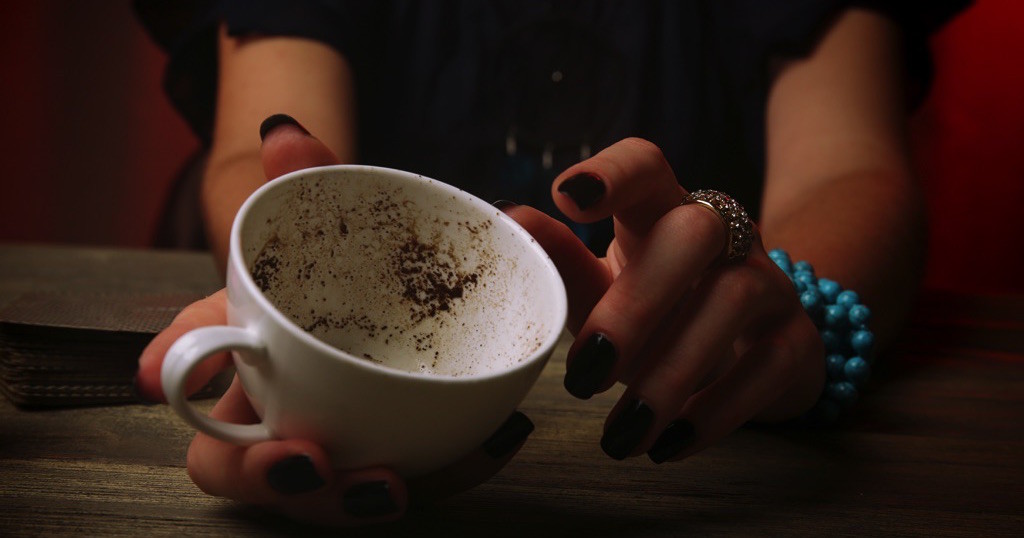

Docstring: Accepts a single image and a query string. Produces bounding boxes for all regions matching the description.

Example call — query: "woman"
[134,0,966,526]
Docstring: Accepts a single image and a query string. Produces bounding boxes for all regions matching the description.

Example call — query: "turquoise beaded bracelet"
[768,249,874,425]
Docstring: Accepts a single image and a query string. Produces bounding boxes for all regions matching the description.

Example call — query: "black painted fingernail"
[482,411,535,458]
[259,113,309,141]
[600,399,655,460]
[131,372,159,405]
[647,419,696,464]
[557,173,605,210]
[343,480,399,518]
[492,199,519,210]
[563,332,616,399]
[267,454,326,495]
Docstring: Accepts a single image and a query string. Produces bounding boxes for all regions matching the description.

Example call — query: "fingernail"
[492,199,519,210]
[259,113,309,141]
[343,480,399,518]
[647,419,696,464]
[557,173,605,210]
[482,411,535,458]
[266,454,326,495]
[563,332,616,399]
[600,399,655,460]
[131,372,159,405]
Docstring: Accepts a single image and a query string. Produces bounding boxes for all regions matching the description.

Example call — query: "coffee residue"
[397,235,480,323]
[247,178,507,373]
[251,235,281,292]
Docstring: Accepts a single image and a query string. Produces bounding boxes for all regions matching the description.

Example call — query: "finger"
[258,114,341,180]
[648,317,824,464]
[186,377,408,526]
[598,256,788,460]
[407,411,535,505]
[135,289,230,403]
[551,138,684,257]
[498,203,612,333]
[186,373,321,504]
[562,204,727,400]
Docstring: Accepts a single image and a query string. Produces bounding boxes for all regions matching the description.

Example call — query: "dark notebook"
[0,245,222,408]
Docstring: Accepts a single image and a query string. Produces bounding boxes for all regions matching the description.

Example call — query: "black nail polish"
[557,173,605,210]
[259,113,309,141]
[130,373,159,405]
[266,454,325,495]
[343,480,399,518]
[647,419,696,464]
[600,399,655,460]
[482,411,535,458]
[492,200,519,210]
[563,332,616,399]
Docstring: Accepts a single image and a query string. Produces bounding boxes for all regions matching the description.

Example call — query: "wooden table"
[1,247,1022,536]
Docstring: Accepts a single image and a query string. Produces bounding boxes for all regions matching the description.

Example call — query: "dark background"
[0,1,1021,294]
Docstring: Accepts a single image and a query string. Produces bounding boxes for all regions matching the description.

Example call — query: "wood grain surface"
[1,249,1022,537]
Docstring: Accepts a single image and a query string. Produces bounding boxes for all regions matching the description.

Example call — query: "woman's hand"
[134,117,534,527]
[503,138,825,463]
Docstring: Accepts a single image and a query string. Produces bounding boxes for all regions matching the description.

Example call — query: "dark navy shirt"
[137,0,967,252]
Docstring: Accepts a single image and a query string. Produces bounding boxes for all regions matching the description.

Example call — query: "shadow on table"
[214,428,866,537]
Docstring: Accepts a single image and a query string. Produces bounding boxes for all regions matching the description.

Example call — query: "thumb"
[258,114,342,180]
[498,203,611,334]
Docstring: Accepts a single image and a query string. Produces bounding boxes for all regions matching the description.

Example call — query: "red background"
[0,2,197,248]
[0,1,1021,294]
[909,0,1024,294]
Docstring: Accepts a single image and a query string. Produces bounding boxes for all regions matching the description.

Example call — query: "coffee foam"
[242,170,552,377]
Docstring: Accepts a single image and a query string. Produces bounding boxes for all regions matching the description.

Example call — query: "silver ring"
[680,189,753,263]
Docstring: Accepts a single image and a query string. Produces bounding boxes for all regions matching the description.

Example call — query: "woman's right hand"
[133,116,535,527]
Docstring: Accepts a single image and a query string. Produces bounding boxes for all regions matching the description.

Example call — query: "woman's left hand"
[502,138,825,463]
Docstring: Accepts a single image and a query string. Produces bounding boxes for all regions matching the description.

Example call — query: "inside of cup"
[238,166,564,377]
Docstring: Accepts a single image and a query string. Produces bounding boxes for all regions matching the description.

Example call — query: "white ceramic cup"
[162,165,567,476]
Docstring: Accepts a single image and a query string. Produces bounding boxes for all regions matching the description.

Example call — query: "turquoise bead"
[824,304,849,328]
[850,330,875,355]
[843,356,870,387]
[794,271,817,288]
[826,381,858,409]
[800,289,824,315]
[826,353,846,380]
[836,290,860,308]
[769,249,793,274]
[791,277,807,293]
[817,278,841,303]
[820,329,843,353]
[793,260,814,275]
[848,304,871,326]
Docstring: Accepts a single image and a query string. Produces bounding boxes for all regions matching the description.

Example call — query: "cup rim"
[229,164,568,383]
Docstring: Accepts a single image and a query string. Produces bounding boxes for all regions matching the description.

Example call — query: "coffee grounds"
[247,177,507,374]
[396,234,480,323]
[251,235,282,293]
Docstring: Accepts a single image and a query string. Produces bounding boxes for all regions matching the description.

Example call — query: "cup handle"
[161,326,273,445]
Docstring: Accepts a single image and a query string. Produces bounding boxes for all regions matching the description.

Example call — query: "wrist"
[770,249,875,425]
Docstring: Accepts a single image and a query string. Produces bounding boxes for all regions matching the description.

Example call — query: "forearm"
[760,8,923,350]
[201,149,266,273]
[203,24,358,272]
